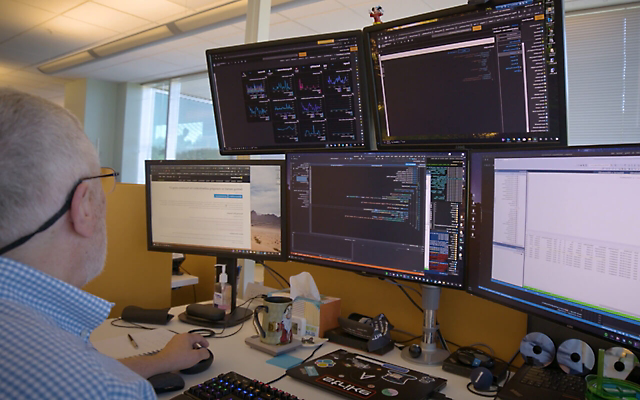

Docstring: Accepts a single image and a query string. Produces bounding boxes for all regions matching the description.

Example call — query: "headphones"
[454,347,500,396]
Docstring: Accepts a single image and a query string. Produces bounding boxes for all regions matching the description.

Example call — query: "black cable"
[466,382,499,397]
[109,318,179,334]
[265,342,326,385]
[110,318,154,330]
[492,349,521,399]
[258,261,290,288]
[383,278,424,314]
[395,334,422,344]
[212,295,263,339]
[445,339,462,350]
[264,266,286,289]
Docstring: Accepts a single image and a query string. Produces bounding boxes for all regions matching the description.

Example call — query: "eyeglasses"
[0,167,119,256]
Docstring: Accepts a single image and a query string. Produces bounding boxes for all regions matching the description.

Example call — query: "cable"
[109,318,179,334]
[258,261,290,288]
[212,295,263,339]
[265,342,326,385]
[467,342,496,357]
[492,349,521,399]
[383,278,422,296]
[466,382,499,397]
[264,266,286,289]
[383,278,424,313]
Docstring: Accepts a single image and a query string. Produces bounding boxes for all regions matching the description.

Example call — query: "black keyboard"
[520,366,586,396]
[170,371,303,400]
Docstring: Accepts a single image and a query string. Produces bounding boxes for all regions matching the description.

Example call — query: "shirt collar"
[0,256,114,338]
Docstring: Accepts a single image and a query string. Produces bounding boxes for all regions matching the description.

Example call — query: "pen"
[127,334,139,349]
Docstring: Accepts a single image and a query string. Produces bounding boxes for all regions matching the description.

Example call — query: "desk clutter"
[169,349,448,400]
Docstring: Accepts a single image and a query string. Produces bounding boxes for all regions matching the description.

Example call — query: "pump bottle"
[213,264,231,314]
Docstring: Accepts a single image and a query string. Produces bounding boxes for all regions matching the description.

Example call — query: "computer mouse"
[180,348,214,375]
[148,372,185,394]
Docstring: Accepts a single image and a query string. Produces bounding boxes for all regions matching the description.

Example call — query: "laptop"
[286,349,447,399]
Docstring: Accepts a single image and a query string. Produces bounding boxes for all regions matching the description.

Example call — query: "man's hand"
[157,332,210,371]
[119,333,210,378]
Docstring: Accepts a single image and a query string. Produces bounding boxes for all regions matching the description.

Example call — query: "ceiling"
[0,0,635,105]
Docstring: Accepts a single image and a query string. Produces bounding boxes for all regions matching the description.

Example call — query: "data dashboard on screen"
[145,160,287,261]
[287,151,467,287]
[206,31,371,154]
[364,0,567,148]
[467,145,640,349]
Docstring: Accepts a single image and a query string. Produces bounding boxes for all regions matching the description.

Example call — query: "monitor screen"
[364,0,567,148]
[287,151,467,287]
[206,30,371,154]
[145,160,287,261]
[467,145,640,349]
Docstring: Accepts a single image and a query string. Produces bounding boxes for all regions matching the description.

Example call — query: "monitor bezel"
[205,30,374,155]
[286,150,469,289]
[363,0,568,150]
[466,143,640,347]
[145,159,288,262]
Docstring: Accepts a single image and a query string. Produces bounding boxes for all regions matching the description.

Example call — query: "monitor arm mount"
[401,284,450,365]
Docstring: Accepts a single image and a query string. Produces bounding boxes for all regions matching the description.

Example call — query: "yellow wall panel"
[83,183,171,318]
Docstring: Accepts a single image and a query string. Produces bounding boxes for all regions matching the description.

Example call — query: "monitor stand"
[209,257,252,328]
[401,284,450,365]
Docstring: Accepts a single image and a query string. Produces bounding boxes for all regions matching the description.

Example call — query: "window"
[566,5,640,145]
[136,73,227,183]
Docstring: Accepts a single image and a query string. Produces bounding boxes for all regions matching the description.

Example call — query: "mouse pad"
[286,349,447,400]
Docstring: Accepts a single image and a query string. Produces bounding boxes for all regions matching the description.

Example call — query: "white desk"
[92,304,478,399]
[171,274,199,289]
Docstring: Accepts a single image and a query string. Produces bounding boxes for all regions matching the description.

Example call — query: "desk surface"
[92,304,480,400]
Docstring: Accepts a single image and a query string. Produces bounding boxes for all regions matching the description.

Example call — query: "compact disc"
[557,338,595,375]
[520,332,555,367]
[603,346,639,380]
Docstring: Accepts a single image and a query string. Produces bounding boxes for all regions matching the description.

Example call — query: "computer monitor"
[364,0,567,148]
[287,151,468,363]
[467,145,640,352]
[145,159,287,325]
[206,30,371,154]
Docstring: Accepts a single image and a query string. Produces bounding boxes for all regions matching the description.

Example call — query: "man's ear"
[69,182,97,238]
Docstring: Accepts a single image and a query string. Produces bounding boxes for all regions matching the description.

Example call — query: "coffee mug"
[253,296,293,345]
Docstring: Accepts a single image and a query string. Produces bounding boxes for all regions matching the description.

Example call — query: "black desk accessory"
[148,372,184,394]
[121,305,174,325]
[178,301,252,328]
[326,327,396,355]
[170,371,302,400]
[442,347,508,384]
[286,348,447,400]
[326,313,395,355]
[180,349,214,375]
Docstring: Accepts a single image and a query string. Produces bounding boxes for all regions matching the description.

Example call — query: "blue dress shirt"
[0,256,156,399]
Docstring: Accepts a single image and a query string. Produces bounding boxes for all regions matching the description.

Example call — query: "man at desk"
[0,88,210,398]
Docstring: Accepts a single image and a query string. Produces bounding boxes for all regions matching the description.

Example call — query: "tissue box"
[271,290,341,337]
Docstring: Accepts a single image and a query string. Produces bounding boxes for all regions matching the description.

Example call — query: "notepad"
[93,328,175,359]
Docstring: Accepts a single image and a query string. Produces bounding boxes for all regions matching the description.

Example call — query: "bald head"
[0,88,99,248]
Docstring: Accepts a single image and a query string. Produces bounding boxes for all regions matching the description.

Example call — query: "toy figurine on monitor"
[370,6,384,24]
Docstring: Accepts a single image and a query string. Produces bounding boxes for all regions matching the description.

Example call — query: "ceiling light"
[38,0,295,75]
[92,26,174,57]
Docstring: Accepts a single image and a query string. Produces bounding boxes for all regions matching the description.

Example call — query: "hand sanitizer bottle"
[213,264,231,314]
